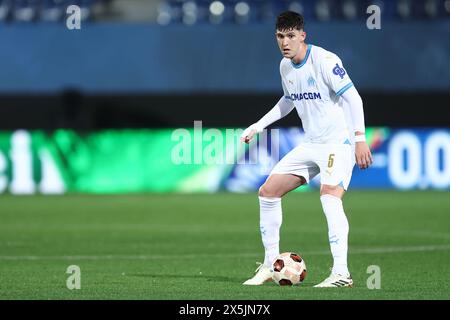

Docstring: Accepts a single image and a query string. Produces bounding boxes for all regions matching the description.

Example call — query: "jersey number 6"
[328,154,335,168]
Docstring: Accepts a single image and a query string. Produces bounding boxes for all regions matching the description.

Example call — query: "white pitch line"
[349,244,450,254]
[0,244,449,261]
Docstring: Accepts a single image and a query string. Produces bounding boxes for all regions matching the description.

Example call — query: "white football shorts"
[270,142,355,190]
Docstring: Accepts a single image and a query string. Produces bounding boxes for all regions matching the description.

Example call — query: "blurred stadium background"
[0,0,449,194]
[0,0,449,300]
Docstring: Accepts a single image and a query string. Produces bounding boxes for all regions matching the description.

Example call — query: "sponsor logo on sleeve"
[332,63,346,79]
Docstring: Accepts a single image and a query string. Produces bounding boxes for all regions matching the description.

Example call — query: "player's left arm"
[341,86,373,169]
[321,55,373,169]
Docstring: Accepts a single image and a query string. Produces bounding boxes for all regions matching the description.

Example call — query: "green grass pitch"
[0,191,449,300]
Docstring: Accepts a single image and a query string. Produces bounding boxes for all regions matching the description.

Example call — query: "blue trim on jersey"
[338,181,345,188]
[343,139,351,145]
[291,44,312,69]
[336,82,354,96]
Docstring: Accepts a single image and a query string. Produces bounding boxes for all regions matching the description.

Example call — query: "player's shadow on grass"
[129,273,242,283]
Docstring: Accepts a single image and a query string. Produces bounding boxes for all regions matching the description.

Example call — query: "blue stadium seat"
[13,0,38,23]
[200,0,233,25]
[39,0,65,22]
[366,0,397,21]
[411,0,443,20]
[164,0,200,25]
[336,0,365,21]
[0,0,13,22]
[228,1,259,24]
[281,0,316,21]
[71,0,95,21]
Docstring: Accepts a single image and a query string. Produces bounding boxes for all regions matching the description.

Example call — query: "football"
[272,252,307,286]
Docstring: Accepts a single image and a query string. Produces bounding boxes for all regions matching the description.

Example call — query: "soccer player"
[241,11,373,287]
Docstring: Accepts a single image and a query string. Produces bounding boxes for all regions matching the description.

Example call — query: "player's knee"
[258,185,279,198]
[320,184,345,198]
[258,185,268,197]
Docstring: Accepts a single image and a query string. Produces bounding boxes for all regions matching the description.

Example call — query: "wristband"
[354,134,366,142]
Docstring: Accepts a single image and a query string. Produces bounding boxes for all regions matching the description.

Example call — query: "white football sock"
[259,196,282,267]
[320,194,350,276]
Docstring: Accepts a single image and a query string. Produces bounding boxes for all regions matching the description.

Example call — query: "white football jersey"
[280,44,354,144]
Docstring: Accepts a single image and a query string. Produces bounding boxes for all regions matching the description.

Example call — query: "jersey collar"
[291,44,312,69]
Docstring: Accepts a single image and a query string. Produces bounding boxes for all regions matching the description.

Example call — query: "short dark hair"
[276,11,305,32]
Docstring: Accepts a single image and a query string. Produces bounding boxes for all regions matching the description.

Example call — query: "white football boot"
[242,263,273,285]
[314,273,353,288]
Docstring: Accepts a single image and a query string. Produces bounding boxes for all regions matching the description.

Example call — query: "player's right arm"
[240,95,295,144]
[241,65,294,144]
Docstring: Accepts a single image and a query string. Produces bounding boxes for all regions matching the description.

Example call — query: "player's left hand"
[355,141,373,169]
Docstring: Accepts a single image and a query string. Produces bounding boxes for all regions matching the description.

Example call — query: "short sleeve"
[321,55,354,97]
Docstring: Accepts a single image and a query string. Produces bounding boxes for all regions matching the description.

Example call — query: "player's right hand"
[240,129,257,144]
[240,124,260,144]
